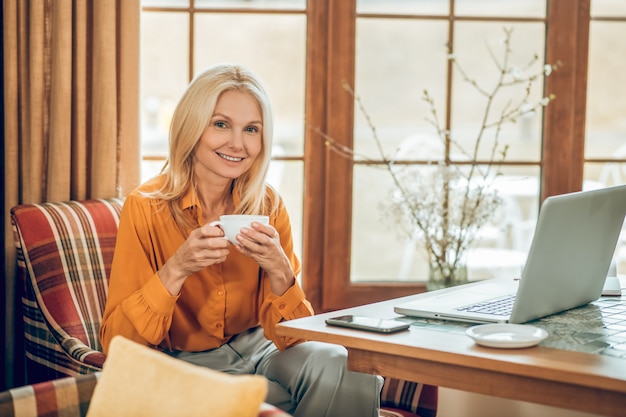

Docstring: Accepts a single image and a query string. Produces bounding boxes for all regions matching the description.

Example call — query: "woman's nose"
[228,130,244,149]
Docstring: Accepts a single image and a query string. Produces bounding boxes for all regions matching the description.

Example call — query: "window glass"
[194,13,306,157]
[452,22,546,162]
[591,0,626,15]
[351,164,405,281]
[585,21,626,161]
[142,0,189,7]
[354,19,448,157]
[351,165,539,282]
[357,0,449,15]
[455,0,546,17]
[140,12,189,180]
[195,0,305,10]
[268,161,304,268]
[584,12,626,277]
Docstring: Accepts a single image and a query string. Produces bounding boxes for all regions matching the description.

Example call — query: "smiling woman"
[100,63,384,417]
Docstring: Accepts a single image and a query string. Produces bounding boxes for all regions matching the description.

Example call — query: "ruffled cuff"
[120,274,179,345]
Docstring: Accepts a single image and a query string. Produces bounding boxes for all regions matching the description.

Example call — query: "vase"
[426,262,468,291]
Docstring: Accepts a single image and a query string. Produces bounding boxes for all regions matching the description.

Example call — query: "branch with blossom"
[317,27,558,287]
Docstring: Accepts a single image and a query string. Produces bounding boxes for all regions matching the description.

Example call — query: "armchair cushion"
[88,336,268,417]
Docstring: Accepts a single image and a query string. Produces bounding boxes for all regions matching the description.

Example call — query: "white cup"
[209,214,269,244]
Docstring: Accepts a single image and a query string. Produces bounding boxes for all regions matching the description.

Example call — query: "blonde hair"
[149,63,276,234]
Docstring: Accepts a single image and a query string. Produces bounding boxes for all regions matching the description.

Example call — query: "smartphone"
[325,315,410,334]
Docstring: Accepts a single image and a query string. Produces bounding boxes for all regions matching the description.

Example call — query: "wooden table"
[275,294,626,417]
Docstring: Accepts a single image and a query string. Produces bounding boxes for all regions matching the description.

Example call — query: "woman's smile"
[216,152,244,162]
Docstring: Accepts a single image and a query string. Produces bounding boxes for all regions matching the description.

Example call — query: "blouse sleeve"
[99,194,179,354]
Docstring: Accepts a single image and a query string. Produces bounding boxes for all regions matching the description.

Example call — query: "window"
[585,0,626,276]
[349,5,547,285]
[141,0,620,313]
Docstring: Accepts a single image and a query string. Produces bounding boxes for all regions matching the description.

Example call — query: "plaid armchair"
[10,198,437,417]
[11,199,123,383]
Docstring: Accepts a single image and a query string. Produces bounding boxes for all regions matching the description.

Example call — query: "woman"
[99,63,382,417]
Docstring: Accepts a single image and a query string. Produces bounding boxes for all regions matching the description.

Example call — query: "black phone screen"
[325,315,410,333]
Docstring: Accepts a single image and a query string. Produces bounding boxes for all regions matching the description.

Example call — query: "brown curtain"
[2,0,140,388]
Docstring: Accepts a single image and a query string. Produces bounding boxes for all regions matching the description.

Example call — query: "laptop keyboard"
[456,294,517,316]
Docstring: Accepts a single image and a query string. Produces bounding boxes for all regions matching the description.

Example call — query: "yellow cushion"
[87,335,268,417]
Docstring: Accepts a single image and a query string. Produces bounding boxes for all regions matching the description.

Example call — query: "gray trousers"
[167,326,383,417]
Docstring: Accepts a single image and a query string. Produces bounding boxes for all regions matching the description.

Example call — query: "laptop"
[394,184,626,324]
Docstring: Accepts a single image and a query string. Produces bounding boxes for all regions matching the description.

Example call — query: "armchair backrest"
[11,199,124,382]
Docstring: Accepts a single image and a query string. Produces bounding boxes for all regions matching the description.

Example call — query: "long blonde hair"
[150,63,276,234]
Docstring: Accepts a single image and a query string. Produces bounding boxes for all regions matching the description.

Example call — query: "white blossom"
[544,64,553,76]
[512,67,524,81]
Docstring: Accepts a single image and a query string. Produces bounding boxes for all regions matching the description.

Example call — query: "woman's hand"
[236,222,295,295]
[158,223,230,295]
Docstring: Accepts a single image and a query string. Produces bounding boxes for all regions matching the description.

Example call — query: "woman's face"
[193,89,263,183]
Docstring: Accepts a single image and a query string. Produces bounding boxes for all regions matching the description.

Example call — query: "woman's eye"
[214,121,227,129]
[246,126,259,133]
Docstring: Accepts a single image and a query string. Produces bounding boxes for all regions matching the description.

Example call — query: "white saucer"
[466,324,548,349]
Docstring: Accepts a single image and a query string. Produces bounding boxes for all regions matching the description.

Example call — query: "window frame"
[308,0,593,311]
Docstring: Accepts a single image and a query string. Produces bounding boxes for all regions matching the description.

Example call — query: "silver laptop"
[394,184,626,324]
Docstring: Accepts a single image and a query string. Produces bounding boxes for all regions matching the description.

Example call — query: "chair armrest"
[60,337,107,368]
[0,373,100,417]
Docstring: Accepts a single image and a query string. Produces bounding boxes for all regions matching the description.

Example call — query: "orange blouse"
[99,175,313,354]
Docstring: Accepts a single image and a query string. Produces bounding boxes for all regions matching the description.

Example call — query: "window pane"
[269,160,303,271]
[354,19,448,158]
[591,0,626,15]
[585,21,626,162]
[357,0,449,15]
[351,165,539,282]
[351,164,408,281]
[194,13,306,157]
[195,0,305,10]
[452,22,547,162]
[140,12,189,180]
[584,164,626,275]
[142,0,189,7]
[455,0,546,17]
[585,16,626,278]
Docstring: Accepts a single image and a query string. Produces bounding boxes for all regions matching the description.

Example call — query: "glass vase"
[427,262,468,291]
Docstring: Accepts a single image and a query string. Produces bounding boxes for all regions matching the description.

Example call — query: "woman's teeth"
[218,153,243,162]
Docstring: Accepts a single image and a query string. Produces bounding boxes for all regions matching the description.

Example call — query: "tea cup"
[209,215,270,244]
